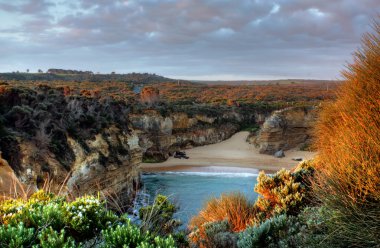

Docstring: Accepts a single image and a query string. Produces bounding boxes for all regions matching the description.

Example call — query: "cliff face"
[0,85,278,202]
[250,106,318,154]
[130,110,243,161]
[0,86,140,203]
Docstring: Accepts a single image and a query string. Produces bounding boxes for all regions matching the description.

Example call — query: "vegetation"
[0,191,176,247]
[188,19,380,248]
[189,161,315,247]
[313,21,380,247]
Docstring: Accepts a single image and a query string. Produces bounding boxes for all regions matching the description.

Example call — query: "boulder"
[274,150,285,158]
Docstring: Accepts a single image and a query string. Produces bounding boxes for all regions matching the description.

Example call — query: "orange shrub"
[189,192,255,232]
[313,21,380,246]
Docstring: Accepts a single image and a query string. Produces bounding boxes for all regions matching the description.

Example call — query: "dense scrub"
[189,161,316,248]
[313,22,380,246]
[0,85,130,176]
[0,191,176,247]
[187,19,380,248]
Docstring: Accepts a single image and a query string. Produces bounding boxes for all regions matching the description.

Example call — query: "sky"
[0,0,379,80]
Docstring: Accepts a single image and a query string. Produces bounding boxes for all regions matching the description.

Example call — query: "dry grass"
[189,192,255,233]
[313,20,380,246]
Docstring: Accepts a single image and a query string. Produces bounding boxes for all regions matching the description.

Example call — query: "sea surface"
[141,168,259,228]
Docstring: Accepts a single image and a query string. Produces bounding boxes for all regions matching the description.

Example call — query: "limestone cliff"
[0,86,141,204]
[130,110,242,161]
[250,106,318,154]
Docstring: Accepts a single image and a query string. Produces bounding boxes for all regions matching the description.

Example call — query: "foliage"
[139,194,181,236]
[101,220,176,248]
[189,162,316,248]
[0,222,34,248]
[254,161,315,220]
[237,207,329,248]
[189,220,238,248]
[0,191,176,247]
[38,227,78,248]
[313,20,380,247]
[189,192,255,233]
[189,192,255,247]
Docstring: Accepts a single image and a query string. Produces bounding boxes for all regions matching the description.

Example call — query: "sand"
[140,131,316,173]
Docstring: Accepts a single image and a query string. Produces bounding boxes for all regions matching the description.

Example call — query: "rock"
[274,150,285,158]
[0,152,9,167]
[292,157,303,161]
[253,106,318,155]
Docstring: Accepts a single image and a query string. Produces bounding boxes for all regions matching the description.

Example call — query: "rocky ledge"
[249,106,318,155]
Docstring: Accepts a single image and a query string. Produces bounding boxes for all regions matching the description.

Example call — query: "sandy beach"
[140,131,316,173]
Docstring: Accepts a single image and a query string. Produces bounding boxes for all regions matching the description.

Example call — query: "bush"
[38,227,78,248]
[189,192,255,233]
[238,207,329,248]
[0,222,34,248]
[254,162,314,220]
[102,220,176,248]
[189,220,238,248]
[189,192,255,247]
[313,21,380,247]
[139,194,181,236]
[0,191,176,247]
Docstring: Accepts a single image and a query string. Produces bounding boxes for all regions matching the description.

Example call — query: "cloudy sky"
[0,0,379,80]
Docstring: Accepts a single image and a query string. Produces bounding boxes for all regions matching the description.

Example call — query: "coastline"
[140,131,316,173]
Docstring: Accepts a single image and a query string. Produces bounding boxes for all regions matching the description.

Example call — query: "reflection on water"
[141,170,259,228]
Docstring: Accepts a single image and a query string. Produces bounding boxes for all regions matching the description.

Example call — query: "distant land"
[0,69,340,86]
[192,79,341,85]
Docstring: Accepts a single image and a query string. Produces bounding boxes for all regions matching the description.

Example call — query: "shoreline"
[140,131,316,173]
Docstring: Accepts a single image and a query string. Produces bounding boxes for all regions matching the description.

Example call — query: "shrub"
[189,192,255,247]
[189,220,238,248]
[101,220,176,248]
[313,21,380,247]
[0,191,177,247]
[254,162,314,220]
[63,195,117,239]
[238,207,329,248]
[0,222,34,248]
[139,194,181,236]
[38,227,78,248]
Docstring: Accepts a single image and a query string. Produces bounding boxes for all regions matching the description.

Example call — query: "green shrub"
[0,191,177,247]
[63,195,117,239]
[139,195,181,236]
[190,220,238,248]
[102,220,148,248]
[101,220,176,248]
[0,222,34,248]
[238,207,329,248]
[38,227,78,248]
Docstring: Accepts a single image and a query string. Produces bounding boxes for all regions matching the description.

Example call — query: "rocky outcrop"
[131,110,240,161]
[251,106,318,154]
[0,86,141,204]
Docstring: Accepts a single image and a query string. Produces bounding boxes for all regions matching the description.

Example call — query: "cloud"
[0,0,379,79]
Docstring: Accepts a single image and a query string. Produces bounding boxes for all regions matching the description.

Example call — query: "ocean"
[141,168,259,228]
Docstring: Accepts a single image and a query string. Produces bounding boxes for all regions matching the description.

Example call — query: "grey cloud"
[0,0,379,79]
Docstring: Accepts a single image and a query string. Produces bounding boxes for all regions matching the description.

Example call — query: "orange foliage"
[314,22,380,204]
[189,192,255,235]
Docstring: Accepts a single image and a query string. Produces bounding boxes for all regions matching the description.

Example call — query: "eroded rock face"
[251,106,318,154]
[65,126,142,201]
[131,111,241,161]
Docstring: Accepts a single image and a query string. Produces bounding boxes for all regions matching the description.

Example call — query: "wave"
[142,171,259,178]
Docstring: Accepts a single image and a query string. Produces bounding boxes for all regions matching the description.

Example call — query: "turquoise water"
[141,171,259,227]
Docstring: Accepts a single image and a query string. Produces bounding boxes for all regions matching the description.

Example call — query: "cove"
[141,168,259,227]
